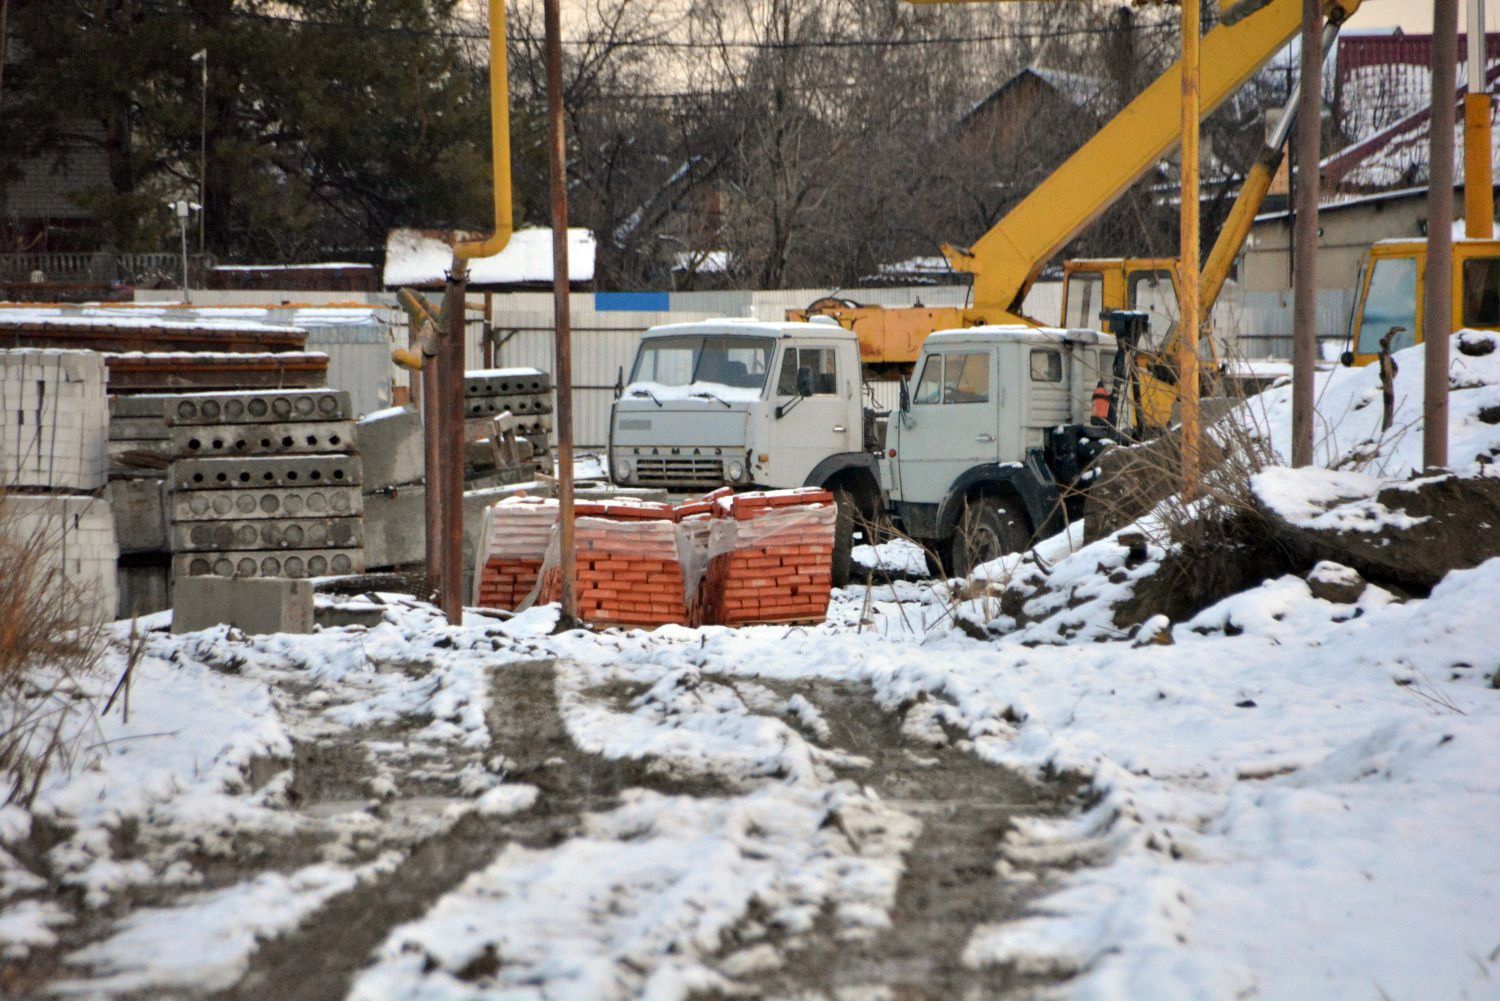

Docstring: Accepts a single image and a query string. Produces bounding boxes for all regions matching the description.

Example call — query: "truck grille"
[632,455,724,488]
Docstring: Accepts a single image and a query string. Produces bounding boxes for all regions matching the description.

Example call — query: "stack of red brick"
[699,489,836,626]
[545,501,690,628]
[472,496,556,609]
[472,487,836,628]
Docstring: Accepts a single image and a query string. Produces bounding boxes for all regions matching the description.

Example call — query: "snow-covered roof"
[641,318,855,340]
[382,227,596,288]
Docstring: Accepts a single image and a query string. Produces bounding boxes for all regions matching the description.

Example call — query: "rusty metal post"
[544,0,577,624]
[1177,0,1201,496]
[422,344,441,591]
[1291,0,1322,467]
[483,292,495,369]
[1425,0,1458,470]
[440,271,468,623]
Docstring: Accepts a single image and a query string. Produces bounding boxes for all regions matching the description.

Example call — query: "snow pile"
[1235,329,1500,476]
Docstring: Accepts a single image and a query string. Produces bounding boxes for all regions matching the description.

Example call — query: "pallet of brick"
[0,349,108,491]
[700,489,837,626]
[166,391,365,582]
[471,496,558,610]
[551,500,690,629]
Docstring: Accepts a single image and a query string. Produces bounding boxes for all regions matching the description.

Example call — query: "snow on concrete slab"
[382,227,595,288]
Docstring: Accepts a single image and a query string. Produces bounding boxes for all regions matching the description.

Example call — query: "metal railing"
[0,252,181,283]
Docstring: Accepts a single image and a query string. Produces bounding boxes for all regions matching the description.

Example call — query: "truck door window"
[1029,349,1063,382]
[1462,257,1500,328]
[1355,257,1419,355]
[914,352,989,404]
[1064,273,1103,328]
[913,354,943,405]
[945,352,989,403]
[776,347,838,395]
[1127,270,1176,351]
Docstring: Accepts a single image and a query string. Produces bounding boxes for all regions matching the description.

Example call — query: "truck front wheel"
[950,496,1028,579]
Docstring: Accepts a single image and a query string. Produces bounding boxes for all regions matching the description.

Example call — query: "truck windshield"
[629,335,775,391]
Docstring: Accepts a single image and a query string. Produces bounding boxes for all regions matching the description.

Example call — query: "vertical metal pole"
[1291,0,1322,467]
[180,212,191,304]
[1425,0,1458,470]
[1178,0,1201,495]
[544,0,577,624]
[1465,0,1494,239]
[199,50,208,254]
[422,335,441,592]
[483,292,495,369]
[441,272,467,623]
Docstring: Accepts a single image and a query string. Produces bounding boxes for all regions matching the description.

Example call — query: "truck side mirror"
[796,366,814,397]
[899,377,910,413]
[613,366,624,399]
[1339,350,1354,368]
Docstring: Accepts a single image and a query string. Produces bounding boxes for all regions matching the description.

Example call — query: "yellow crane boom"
[953,0,1360,317]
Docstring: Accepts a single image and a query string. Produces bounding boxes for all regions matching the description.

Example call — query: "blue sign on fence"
[594,291,670,312]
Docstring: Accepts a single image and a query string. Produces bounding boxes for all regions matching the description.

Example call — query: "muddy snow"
[3,336,1500,1000]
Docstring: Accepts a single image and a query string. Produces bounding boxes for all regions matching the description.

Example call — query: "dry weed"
[0,493,109,808]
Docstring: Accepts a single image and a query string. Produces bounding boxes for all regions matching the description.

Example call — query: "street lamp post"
[169,199,200,303]
[191,48,207,254]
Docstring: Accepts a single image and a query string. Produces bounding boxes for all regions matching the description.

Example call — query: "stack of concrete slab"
[166,389,365,580]
[0,349,119,624]
[464,368,552,464]
[356,406,424,570]
[107,394,173,476]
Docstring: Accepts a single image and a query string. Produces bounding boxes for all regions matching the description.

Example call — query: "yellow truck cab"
[1347,238,1500,365]
[1061,258,1222,428]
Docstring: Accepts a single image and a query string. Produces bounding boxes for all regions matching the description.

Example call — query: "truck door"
[1021,346,1071,450]
[895,348,999,506]
[768,343,853,486]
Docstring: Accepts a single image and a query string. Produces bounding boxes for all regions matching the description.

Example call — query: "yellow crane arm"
[952,0,1361,315]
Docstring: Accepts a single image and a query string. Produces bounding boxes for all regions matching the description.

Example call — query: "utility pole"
[1291,0,1322,467]
[1425,0,1458,470]
[1465,0,1494,240]
[544,0,578,625]
[1178,0,1201,496]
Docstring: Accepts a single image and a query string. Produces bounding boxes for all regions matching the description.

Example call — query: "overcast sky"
[1354,0,1500,33]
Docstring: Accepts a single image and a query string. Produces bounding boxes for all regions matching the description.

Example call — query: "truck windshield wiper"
[691,391,733,409]
[630,388,663,407]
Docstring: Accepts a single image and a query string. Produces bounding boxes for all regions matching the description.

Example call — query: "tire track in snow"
[213,659,730,1001]
[699,680,1086,1001]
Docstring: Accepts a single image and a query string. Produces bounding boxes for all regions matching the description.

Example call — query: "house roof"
[382,227,595,289]
[960,65,1105,131]
[1320,61,1500,197]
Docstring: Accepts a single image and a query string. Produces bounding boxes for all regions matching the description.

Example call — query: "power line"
[133,1,1176,51]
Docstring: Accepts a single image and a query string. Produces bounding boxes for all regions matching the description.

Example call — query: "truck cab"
[609,319,870,494]
[883,326,1119,575]
[1346,238,1500,365]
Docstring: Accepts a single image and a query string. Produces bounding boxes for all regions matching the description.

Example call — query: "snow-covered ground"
[2,336,1498,999]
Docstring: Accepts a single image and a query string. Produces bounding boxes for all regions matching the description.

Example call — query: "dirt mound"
[1253,470,1500,594]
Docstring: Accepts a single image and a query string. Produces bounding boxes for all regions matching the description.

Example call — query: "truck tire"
[950,496,1028,579]
[831,488,856,588]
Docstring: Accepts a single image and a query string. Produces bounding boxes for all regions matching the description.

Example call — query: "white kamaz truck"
[608,318,1122,581]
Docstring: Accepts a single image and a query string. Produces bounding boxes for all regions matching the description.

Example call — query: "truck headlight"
[726,459,744,481]
[616,457,633,480]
